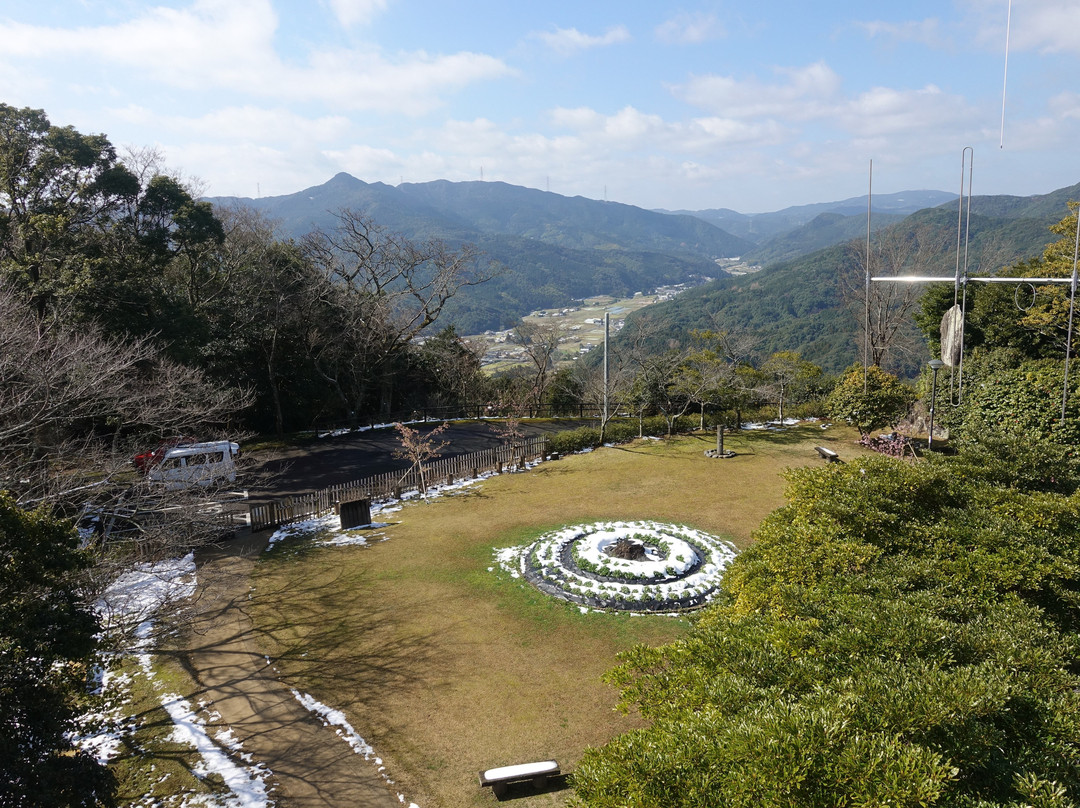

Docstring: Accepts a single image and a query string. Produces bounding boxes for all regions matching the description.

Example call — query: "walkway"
[177,530,401,808]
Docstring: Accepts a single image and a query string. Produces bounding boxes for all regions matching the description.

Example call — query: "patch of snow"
[291,691,420,808]
[79,554,275,807]
[96,554,197,639]
[499,521,738,612]
[160,694,270,807]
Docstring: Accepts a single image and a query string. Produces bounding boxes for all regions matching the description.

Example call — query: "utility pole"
[603,312,610,425]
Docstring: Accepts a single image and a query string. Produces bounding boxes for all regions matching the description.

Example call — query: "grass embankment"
[248,424,866,808]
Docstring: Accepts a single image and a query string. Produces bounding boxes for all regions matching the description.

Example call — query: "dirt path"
[177,531,401,808]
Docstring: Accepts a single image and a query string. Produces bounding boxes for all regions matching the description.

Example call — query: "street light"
[928,359,945,450]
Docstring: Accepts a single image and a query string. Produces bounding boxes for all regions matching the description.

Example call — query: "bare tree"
[392,421,451,497]
[0,283,251,574]
[302,210,496,416]
[512,319,564,410]
[840,224,951,372]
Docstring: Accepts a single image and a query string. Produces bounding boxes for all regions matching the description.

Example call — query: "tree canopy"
[0,493,115,807]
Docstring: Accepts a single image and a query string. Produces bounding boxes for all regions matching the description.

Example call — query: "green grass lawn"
[247,424,867,808]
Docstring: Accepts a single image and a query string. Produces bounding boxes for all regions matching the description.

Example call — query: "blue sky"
[1,0,1078,212]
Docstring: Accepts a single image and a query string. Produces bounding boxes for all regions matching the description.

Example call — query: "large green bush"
[573,444,1080,808]
[825,364,915,435]
[942,350,1080,448]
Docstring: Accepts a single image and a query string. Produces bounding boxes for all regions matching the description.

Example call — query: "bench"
[814,446,840,462]
[479,760,560,798]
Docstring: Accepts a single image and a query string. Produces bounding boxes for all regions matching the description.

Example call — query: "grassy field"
[247,424,867,807]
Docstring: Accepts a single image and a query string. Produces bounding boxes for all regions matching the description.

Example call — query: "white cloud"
[549,106,605,130]
[0,0,281,86]
[325,0,389,28]
[967,0,1080,55]
[0,0,512,115]
[688,116,789,148]
[1049,91,1080,120]
[841,85,975,138]
[655,12,725,45]
[534,25,632,56]
[296,48,513,114]
[110,104,353,144]
[1013,0,1080,54]
[167,139,339,198]
[676,62,842,121]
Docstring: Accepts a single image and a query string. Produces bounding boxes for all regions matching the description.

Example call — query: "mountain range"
[208,174,1079,365]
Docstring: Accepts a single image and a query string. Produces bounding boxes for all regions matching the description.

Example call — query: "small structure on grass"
[338,497,371,528]
[705,425,735,459]
[479,760,560,799]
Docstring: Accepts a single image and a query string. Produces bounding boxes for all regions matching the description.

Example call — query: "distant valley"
[209,175,1080,374]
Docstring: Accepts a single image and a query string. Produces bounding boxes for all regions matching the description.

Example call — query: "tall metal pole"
[951,147,973,405]
[1062,206,1080,422]
[864,159,872,392]
[603,311,610,425]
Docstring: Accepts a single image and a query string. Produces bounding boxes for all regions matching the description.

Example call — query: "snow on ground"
[742,418,802,430]
[265,459,541,551]
[77,463,503,806]
[78,554,274,807]
[158,695,270,808]
[289,691,419,808]
[494,521,738,613]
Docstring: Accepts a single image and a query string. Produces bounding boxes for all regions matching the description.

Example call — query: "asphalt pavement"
[247,419,590,501]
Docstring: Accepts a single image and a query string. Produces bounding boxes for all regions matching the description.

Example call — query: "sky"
[2,0,1079,213]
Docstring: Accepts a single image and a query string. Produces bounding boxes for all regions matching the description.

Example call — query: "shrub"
[574,446,1080,808]
[826,364,915,435]
[548,427,602,455]
[947,351,1080,448]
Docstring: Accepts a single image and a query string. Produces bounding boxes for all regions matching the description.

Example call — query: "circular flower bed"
[509,521,737,613]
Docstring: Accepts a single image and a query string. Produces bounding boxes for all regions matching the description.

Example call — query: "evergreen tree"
[0,494,115,807]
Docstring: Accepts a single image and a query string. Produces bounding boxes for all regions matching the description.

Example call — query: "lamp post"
[928,359,944,450]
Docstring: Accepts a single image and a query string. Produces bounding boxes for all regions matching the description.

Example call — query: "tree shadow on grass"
[686,426,842,450]
[121,537,446,798]
[192,550,440,703]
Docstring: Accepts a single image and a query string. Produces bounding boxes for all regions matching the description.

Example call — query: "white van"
[147,440,240,490]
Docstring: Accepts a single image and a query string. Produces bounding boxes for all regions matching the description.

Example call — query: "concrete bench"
[814,446,840,462]
[479,760,559,798]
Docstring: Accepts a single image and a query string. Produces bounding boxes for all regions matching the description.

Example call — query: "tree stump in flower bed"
[607,537,647,561]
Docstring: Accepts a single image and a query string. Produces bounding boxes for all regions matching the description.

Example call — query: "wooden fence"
[248,436,549,533]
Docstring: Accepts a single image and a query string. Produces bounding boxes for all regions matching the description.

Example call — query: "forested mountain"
[627,186,1076,377]
[741,211,905,265]
[210,173,1079,360]
[660,189,957,242]
[208,174,752,331]
[214,173,755,258]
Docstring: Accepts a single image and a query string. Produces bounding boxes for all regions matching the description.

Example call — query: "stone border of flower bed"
[507,521,738,613]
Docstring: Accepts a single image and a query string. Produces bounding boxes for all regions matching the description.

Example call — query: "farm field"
[466,293,659,373]
[243,423,868,807]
